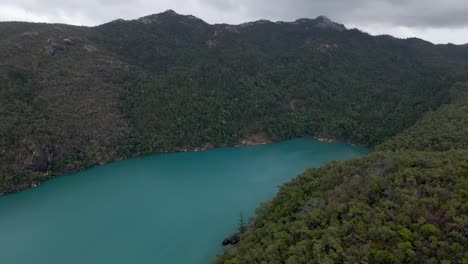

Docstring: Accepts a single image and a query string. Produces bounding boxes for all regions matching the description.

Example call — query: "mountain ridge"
[102,10,346,31]
[4,11,466,48]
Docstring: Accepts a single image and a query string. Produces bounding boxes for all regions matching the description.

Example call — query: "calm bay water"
[0,139,367,264]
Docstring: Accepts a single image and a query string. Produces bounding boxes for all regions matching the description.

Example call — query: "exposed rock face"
[22,32,39,37]
[110,18,125,23]
[289,99,305,111]
[217,25,240,34]
[206,39,217,48]
[238,19,272,28]
[136,9,205,25]
[314,136,340,143]
[44,43,65,55]
[191,143,215,152]
[29,150,50,173]
[137,10,177,24]
[138,16,158,25]
[63,38,74,46]
[314,16,346,31]
[17,144,63,173]
[44,38,76,55]
[222,234,240,246]
[318,42,339,53]
[83,44,97,52]
[201,143,215,150]
[161,9,177,16]
[237,133,270,146]
[293,16,345,31]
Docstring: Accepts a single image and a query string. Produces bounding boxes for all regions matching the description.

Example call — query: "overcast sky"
[1,0,467,44]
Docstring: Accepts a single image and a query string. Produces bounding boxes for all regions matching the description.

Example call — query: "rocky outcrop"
[222,234,240,246]
[17,144,63,173]
[193,143,215,152]
[314,16,346,31]
[63,38,74,46]
[314,136,340,143]
[206,39,217,48]
[314,135,359,146]
[109,18,126,23]
[83,44,97,52]
[237,20,273,28]
[136,9,206,25]
[237,133,270,147]
[318,42,339,53]
[289,99,305,111]
[44,43,65,55]
[293,16,346,31]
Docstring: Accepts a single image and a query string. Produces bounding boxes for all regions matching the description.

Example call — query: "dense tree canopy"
[214,84,468,263]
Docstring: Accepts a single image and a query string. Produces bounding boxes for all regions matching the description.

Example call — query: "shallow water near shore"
[0,139,367,264]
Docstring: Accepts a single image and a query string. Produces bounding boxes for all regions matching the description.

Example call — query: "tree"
[238,212,247,233]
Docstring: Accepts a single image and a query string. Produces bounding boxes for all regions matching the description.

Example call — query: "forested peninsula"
[215,83,468,263]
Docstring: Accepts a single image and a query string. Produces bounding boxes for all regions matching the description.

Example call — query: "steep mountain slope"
[95,11,468,152]
[96,12,466,148]
[0,11,467,197]
[0,22,131,192]
[214,83,468,263]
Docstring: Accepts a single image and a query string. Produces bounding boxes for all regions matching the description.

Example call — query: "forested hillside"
[1,9,468,264]
[0,10,467,198]
[214,83,468,263]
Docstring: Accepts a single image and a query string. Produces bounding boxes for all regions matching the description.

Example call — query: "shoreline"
[313,136,360,147]
[1,136,362,196]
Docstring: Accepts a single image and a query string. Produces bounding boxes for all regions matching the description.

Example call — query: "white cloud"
[0,3,96,25]
[0,1,467,44]
[349,23,468,44]
[0,4,50,23]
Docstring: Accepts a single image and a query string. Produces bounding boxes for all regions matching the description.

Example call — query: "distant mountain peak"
[237,19,273,28]
[109,18,125,24]
[162,9,178,15]
[293,15,345,31]
[113,11,346,31]
[137,10,177,24]
[136,9,205,25]
[316,15,332,22]
[315,16,346,31]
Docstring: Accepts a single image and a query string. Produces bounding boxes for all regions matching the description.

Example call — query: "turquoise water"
[0,139,367,264]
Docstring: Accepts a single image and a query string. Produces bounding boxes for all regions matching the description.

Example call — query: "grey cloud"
[1,0,468,44]
[198,0,468,28]
[199,0,238,11]
[3,0,468,28]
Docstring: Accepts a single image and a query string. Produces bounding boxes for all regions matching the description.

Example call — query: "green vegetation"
[214,83,468,263]
[0,11,468,262]
[2,11,468,194]
[0,22,129,192]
